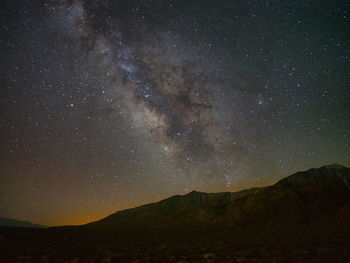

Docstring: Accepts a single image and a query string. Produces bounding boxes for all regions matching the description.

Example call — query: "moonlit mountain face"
[0,0,349,225]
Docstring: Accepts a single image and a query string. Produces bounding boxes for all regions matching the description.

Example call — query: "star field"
[0,0,349,226]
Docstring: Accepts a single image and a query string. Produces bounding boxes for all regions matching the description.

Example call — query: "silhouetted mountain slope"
[1,165,350,263]
[87,164,350,231]
[0,217,45,228]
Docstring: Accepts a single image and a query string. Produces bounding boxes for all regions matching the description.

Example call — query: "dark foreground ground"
[1,223,350,263]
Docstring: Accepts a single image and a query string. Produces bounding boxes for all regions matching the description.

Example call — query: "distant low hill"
[0,217,45,228]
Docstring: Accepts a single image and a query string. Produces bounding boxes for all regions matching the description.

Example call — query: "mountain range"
[1,164,350,262]
[86,164,350,231]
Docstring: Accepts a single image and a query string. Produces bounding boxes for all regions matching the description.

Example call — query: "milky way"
[51,0,258,183]
[1,0,349,225]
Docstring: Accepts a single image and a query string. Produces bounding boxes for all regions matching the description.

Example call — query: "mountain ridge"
[84,164,350,231]
[1,164,350,262]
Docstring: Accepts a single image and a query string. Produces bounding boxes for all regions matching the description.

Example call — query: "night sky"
[1,0,349,226]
